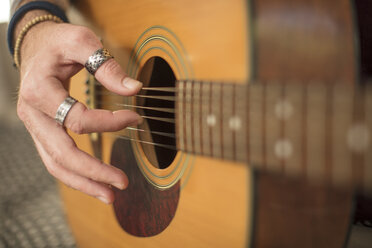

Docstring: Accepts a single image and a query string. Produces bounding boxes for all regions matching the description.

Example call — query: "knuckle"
[69,26,99,47]
[16,100,31,127]
[19,80,39,104]
[101,59,121,75]
[68,109,87,134]
[79,183,93,194]
[69,120,85,134]
[85,162,104,182]
[16,102,26,121]
[49,149,65,166]
[49,141,76,166]
[45,163,58,178]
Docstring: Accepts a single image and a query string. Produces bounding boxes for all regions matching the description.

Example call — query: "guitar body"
[61,0,360,247]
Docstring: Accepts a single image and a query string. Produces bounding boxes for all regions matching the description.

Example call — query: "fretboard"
[176,80,372,193]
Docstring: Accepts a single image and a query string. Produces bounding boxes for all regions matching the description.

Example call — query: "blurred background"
[0,1,76,247]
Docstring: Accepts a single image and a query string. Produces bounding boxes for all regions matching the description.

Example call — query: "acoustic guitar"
[60,0,372,247]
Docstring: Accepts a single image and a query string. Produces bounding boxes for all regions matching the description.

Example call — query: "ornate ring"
[55,96,77,125]
[85,48,114,75]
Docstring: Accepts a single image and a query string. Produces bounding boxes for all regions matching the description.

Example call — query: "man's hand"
[17,21,142,204]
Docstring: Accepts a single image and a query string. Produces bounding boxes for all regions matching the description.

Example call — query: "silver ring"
[55,96,77,125]
[85,48,114,75]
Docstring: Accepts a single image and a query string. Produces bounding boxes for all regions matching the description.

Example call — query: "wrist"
[18,18,62,70]
[7,1,69,56]
[13,9,50,47]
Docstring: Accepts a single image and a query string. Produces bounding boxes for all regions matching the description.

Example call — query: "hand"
[17,21,143,204]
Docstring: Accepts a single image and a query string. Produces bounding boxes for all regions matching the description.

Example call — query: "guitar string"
[93,83,372,108]
[93,82,226,148]
[94,101,264,124]
[109,131,279,152]
[92,85,372,138]
[95,101,176,113]
[98,88,327,150]
[94,101,176,123]
[93,80,180,139]
[93,83,179,92]
[109,134,178,151]
[113,103,175,113]
[95,93,242,104]
[94,93,199,104]
[104,87,370,148]
[95,92,176,101]
[142,87,177,92]
[140,116,175,124]
[125,127,176,138]
[86,83,372,154]
[91,85,362,114]
[94,99,267,114]
[93,92,257,106]
[92,82,369,93]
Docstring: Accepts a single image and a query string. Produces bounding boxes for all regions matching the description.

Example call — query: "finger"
[32,136,114,204]
[94,59,143,96]
[65,104,142,134]
[60,25,142,95]
[18,99,129,190]
[19,75,142,134]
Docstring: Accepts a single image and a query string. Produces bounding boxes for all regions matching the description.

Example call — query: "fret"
[306,84,327,182]
[201,82,212,157]
[245,84,251,164]
[249,83,264,169]
[177,81,185,151]
[351,89,367,191]
[262,83,267,168]
[222,84,234,161]
[193,81,202,155]
[185,81,193,153]
[174,80,372,193]
[265,83,282,173]
[331,86,353,188]
[365,85,372,194]
[235,84,248,163]
[324,86,334,183]
[301,86,308,178]
[283,84,302,178]
[220,84,225,159]
[211,83,223,159]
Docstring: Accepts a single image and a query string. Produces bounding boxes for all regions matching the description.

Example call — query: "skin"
[16,18,143,204]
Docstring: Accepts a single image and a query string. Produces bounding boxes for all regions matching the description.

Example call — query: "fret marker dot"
[229,116,241,131]
[347,123,370,153]
[275,99,293,120]
[206,115,216,127]
[274,139,293,159]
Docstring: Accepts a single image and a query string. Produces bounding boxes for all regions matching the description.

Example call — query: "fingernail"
[123,77,142,90]
[112,182,126,190]
[135,115,144,125]
[126,115,143,126]
[97,196,110,204]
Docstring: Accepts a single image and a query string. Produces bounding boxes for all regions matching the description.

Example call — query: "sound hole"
[137,57,177,169]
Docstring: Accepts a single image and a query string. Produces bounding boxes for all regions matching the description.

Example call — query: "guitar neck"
[176,80,372,192]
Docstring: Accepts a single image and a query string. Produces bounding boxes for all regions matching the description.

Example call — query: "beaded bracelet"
[13,14,63,68]
[7,1,69,56]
